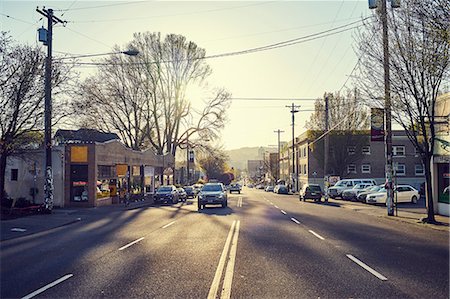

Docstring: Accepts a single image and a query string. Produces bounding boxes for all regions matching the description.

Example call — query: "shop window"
[98,165,115,179]
[11,169,18,181]
[71,164,88,202]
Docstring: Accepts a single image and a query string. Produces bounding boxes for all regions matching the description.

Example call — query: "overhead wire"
[67,18,372,66]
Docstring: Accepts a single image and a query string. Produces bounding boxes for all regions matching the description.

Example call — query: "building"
[247,160,264,182]
[432,93,449,216]
[280,130,425,193]
[5,129,174,208]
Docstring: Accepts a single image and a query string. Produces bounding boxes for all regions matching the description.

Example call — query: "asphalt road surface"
[1,187,448,298]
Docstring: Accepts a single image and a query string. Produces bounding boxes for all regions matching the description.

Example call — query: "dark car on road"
[183,186,196,199]
[299,184,323,202]
[177,188,187,202]
[229,183,241,194]
[154,185,179,204]
[198,183,228,210]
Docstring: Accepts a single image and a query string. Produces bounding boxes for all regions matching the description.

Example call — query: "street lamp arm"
[56,49,139,60]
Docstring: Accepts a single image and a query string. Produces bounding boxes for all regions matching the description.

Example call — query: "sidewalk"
[327,198,449,232]
[0,197,155,242]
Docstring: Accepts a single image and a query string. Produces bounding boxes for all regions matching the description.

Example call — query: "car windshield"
[202,184,222,192]
[334,181,347,187]
[184,187,193,191]
[157,186,172,192]
[308,185,321,191]
[369,186,381,191]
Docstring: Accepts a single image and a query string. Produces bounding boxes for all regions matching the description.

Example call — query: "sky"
[1,0,372,150]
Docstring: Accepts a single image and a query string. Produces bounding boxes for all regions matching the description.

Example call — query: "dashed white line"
[290,217,301,224]
[162,221,176,229]
[280,210,287,215]
[308,230,325,240]
[118,237,145,251]
[274,205,279,209]
[11,228,27,232]
[346,254,388,281]
[22,274,73,299]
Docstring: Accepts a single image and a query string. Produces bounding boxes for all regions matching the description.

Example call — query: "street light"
[57,49,140,60]
[369,0,400,216]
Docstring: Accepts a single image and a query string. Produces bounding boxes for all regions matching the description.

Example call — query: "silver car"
[198,183,228,210]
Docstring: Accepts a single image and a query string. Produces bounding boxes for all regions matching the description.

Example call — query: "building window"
[303,147,307,157]
[415,164,425,176]
[11,169,18,181]
[362,146,371,155]
[347,146,356,155]
[347,164,357,174]
[303,164,307,175]
[394,163,406,176]
[361,164,371,174]
[393,146,405,156]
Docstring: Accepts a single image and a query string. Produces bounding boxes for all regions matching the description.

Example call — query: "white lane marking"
[346,254,388,281]
[221,220,241,299]
[280,210,287,215]
[308,230,325,240]
[118,237,145,251]
[290,217,301,224]
[270,202,274,206]
[22,274,73,299]
[162,221,176,229]
[274,205,279,209]
[11,228,27,232]
[208,220,236,299]
[237,197,243,208]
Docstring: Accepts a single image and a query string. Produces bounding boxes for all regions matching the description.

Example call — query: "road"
[1,187,448,298]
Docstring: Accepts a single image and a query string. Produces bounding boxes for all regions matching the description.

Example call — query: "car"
[177,188,187,202]
[341,183,375,201]
[366,185,420,205]
[183,186,196,199]
[197,183,228,209]
[229,183,241,194]
[154,185,179,204]
[265,185,274,192]
[192,184,203,195]
[299,184,323,202]
[328,179,377,199]
[357,185,384,202]
[274,184,289,194]
[255,184,265,189]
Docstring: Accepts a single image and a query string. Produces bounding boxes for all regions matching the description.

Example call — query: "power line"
[68,19,371,66]
[230,98,316,101]
[0,12,36,25]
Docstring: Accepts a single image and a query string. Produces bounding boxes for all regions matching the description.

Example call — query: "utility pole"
[186,135,189,186]
[369,0,399,216]
[36,7,65,213]
[273,129,284,183]
[286,103,300,193]
[324,96,329,202]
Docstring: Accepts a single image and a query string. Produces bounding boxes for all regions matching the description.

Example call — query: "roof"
[54,129,120,144]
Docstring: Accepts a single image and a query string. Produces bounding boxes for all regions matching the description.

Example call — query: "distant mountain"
[226,146,277,170]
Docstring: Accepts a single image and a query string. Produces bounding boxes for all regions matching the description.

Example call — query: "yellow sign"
[71,146,88,163]
[116,164,128,177]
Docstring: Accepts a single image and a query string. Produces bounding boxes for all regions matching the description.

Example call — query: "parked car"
[299,184,322,202]
[198,183,228,209]
[328,179,377,199]
[341,183,375,201]
[154,185,179,204]
[255,184,265,189]
[274,184,289,194]
[357,185,384,202]
[183,186,196,199]
[177,188,187,202]
[229,183,241,194]
[366,185,420,205]
[265,185,274,192]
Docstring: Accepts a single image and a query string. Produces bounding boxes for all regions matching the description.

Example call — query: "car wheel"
[411,195,418,204]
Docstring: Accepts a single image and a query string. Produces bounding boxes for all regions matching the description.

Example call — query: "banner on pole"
[371,108,385,142]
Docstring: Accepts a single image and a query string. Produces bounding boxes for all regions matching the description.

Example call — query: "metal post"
[381,0,395,216]
[186,136,189,186]
[286,103,299,193]
[274,129,284,183]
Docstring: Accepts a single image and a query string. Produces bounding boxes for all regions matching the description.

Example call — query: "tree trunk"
[423,155,436,223]
[0,152,7,204]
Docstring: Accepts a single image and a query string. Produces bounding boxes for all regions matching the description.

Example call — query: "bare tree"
[0,33,75,202]
[306,90,370,177]
[355,0,449,222]
[196,145,229,182]
[77,32,231,155]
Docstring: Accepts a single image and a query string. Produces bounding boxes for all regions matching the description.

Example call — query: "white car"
[366,185,420,205]
[341,183,375,201]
